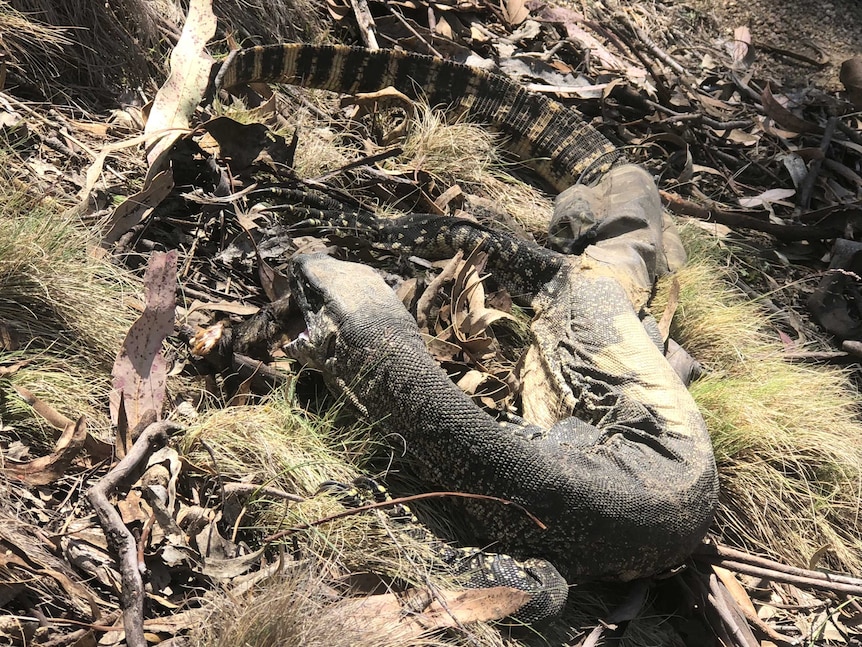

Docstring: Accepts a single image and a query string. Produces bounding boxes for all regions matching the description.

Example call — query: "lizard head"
[285,252,390,369]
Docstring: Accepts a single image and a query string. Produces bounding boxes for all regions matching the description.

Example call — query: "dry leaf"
[2,416,87,486]
[434,12,454,38]
[502,0,529,26]
[729,26,754,69]
[761,84,821,134]
[200,116,293,172]
[424,335,464,364]
[712,565,758,617]
[11,384,75,433]
[117,489,151,526]
[416,252,463,332]
[110,251,177,432]
[738,187,796,208]
[724,128,761,145]
[451,251,515,344]
[186,301,260,317]
[329,586,529,641]
[657,277,680,342]
[537,6,632,81]
[326,0,351,21]
[81,127,183,207]
[396,277,418,309]
[144,0,217,181]
[199,547,266,580]
[102,169,174,245]
[258,256,291,302]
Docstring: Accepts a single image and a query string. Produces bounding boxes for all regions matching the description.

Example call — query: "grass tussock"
[0,3,71,83]
[394,105,500,188]
[180,393,362,499]
[655,223,862,573]
[192,565,455,647]
[3,0,328,102]
[0,174,138,442]
[180,392,460,584]
[5,0,165,99]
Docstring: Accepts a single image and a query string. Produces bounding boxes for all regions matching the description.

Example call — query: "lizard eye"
[298,279,326,314]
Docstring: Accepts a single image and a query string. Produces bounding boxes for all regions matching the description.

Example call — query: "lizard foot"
[316,476,568,622]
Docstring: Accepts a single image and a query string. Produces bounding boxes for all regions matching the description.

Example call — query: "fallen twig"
[350,0,379,50]
[707,571,760,647]
[695,541,862,596]
[713,565,799,645]
[87,420,183,647]
[797,116,839,212]
[264,491,547,543]
[384,4,442,58]
[660,190,842,240]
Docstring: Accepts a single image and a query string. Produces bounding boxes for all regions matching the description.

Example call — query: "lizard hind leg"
[317,476,569,622]
[447,549,569,623]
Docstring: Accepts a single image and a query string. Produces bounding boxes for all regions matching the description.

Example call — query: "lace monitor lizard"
[215,42,622,188]
[214,44,719,621]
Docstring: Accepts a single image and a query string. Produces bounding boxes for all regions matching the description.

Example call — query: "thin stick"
[797,116,838,212]
[697,557,862,597]
[350,0,379,50]
[698,542,862,587]
[707,572,759,647]
[87,421,182,647]
[660,190,841,240]
[264,491,546,542]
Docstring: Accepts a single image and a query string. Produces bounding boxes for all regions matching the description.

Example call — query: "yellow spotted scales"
[215,43,622,188]
[216,44,719,622]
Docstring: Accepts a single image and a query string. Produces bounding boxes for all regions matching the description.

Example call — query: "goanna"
[217,43,719,619]
[285,209,718,607]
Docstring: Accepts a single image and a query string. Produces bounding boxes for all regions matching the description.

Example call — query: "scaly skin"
[215,43,623,188]
[223,42,718,620]
[286,243,717,604]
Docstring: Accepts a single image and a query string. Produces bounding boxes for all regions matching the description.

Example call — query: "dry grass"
[6,0,165,99]
[0,2,72,86]
[654,224,862,574]
[193,565,456,647]
[3,0,327,102]
[180,393,363,499]
[0,166,138,443]
[180,391,441,573]
[393,105,500,188]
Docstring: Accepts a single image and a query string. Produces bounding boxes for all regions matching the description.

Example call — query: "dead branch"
[706,572,760,647]
[695,541,862,596]
[264,491,548,543]
[660,190,842,240]
[87,420,183,647]
[350,0,379,50]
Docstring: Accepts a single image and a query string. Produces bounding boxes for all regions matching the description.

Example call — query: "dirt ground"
[686,0,862,88]
[3,2,862,646]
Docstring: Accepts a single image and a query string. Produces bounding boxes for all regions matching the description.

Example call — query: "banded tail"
[215,44,622,190]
